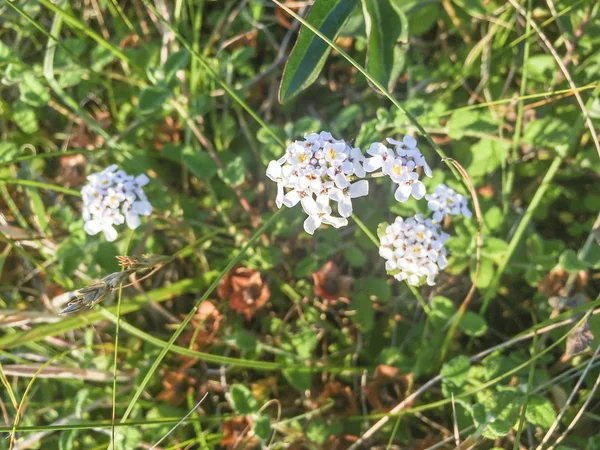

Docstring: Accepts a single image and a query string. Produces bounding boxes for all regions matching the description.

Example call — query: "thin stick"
[148,393,209,450]
[534,343,600,450]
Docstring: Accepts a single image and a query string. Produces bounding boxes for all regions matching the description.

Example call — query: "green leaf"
[559,249,589,274]
[291,328,318,358]
[459,310,487,337]
[344,246,367,268]
[13,102,39,134]
[253,414,272,441]
[163,49,190,84]
[181,146,218,179]
[218,156,246,187]
[441,355,470,391]
[138,86,170,114]
[229,384,258,414]
[525,395,557,430]
[430,296,456,324]
[448,110,497,140]
[472,257,494,289]
[361,0,408,91]
[351,293,374,332]
[279,0,360,102]
[19,72,50,107]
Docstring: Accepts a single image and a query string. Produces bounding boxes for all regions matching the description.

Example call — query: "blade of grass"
[503,0,532,215]
[139,0,285,148]
[9,347,77,449]
[348,306,594,449]
[513,315,538,450]
[0,179,80,197]
[110,231,133,450]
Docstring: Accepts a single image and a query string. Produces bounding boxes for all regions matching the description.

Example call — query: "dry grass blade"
[534,343,600,450]
[438,158,483,364]
[0,364,131,382]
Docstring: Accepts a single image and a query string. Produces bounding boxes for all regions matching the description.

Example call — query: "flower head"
[81,165,152,241]
[378,214,449,286]
[266,131,368,234]
[425,183,472,222]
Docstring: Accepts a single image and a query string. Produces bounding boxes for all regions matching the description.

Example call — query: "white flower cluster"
[364,135,432,203]
[379,214,449,286]
[81,165,152,242]
[425,183,472,222]
[266,131,369,235]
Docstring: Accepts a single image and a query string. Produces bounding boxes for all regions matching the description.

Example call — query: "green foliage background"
[1,0,600,448]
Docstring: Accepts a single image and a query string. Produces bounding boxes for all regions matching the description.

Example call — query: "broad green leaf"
[182,146,218,180]
[441,355,470,396]
[163,49,190,84]
[138,86,170,114]
[218,156,246,187]
[525,395,557,430]
[559,249,589,273]
[351,293,374,332]
[279,0,360,102]
[459,310,488,337]
[13,102,39,134]
[362,0,408,91]
[19,72,50,107]
[230,384,258,414]
[253,414,272,441]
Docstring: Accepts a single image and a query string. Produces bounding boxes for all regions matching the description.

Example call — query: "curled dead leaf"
[364,365,413,412]
[221,416,259,449]
[156,369,198,407]
[218,266,270,321]
[319,382,357,418]
[312,261,353,302]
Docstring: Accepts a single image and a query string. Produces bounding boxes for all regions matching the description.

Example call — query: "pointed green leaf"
[361,0,408,91]
[279,0,359,102]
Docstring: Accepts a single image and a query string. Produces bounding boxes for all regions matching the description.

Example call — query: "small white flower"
[386,135,432,177]
[425,183,472,222]
[363,142,395,173]
[379,214,449,286]
[329,180,369,218]
[81,166,152,241]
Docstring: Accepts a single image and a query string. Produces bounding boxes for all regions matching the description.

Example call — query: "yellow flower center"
[298,153,308,163]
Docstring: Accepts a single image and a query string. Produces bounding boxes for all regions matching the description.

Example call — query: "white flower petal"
[266,160,282,181]
[283,190,301,207]
[83,219,103,236]
[411,181,426,200]
[303,215,321,235]
[103,225,118,242]
[349,180,369,198]
[394,184,412,203]
[126,212,141,230]
[301,196,319,216]
[135,174,150,186]
[338,198,353,218]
